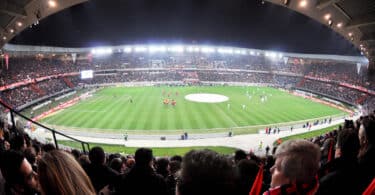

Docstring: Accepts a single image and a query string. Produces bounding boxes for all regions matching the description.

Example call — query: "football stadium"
[0,0,374,194]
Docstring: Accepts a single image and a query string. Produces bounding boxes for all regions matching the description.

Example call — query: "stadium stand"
[0,45,373,195]
[0,111,374,194]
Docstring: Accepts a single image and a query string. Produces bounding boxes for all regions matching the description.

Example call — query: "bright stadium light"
[48,0,57,8]
[149,45,167,53]
[186,46,194,52]
[123,47,132,53]
[218,48,233,54]
[336,22,343,28]
[168,45,184,53]
[201,47,215,53]
[324,14,331,20]
[250,51,255,55]
[91,48,113,55]
[299,0,307,8]
[134,46,148,52]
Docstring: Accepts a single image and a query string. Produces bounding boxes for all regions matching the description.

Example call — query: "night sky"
[10,0,360,56]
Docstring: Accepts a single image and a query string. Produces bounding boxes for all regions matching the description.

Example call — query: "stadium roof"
[264,0,375,69]
[0,0,373,68]
[0,0,87,47]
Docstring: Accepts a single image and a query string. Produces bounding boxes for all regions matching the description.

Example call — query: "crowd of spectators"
[0,54,373,111]
[0,111,374,195]
[0,54,371,86]
[0,78,71,108]
[301,80,366,104]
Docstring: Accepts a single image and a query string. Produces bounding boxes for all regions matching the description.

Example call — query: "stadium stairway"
[30,83,46,96]
[62,77,75,88]
[356,94,369,105]
[296,77,307,88]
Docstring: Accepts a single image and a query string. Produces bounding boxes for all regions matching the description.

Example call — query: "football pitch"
[41,86,345,134]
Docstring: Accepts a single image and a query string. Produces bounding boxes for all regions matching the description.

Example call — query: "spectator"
[109,157,123,174]
[358,117,375,192]
[10,134,27,152]
[24,147,38,172]
[85,146,118,192]
[0,150,40,195]
[116,148,167,195]
[155,157,169,178]
[37,150,96,195]
[166,160,181,195]
[235,159,259,195]
[170,155,183,162]
[177,149,236,195]
[317,129,361,195]
[234,149,248,164]
[41,143,56,153]
[264,140,320,195]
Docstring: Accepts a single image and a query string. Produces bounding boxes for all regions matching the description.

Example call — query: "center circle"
[184,93,229,103]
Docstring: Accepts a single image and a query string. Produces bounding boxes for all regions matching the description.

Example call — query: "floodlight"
[324,14,331,20]
[149,46,166,53]
[168,45,184,53]
[48,0,57,8]
[124,47,132,53]
[218,48,233,54]
[201,47,215,53]
[299,0,307,8]
[135,46,148,52]
[328,20,333,26]
[186,46,194,52]
[336,22,343,28]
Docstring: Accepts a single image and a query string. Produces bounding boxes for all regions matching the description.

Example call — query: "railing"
[0,99,90,153]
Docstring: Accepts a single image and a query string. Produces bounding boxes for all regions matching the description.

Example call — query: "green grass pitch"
[41,86,344,133]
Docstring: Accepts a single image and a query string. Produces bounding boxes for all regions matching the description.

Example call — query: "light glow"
[218,48,233,54]
[149,46,167,53]
[299,0,307,7]
[134,46,148,52]
[201,47,215,53]
[91,48,113,55]
[123,47,132,53]
[168,45,184,53]
[48,0,57,8]
[324,14,331,20]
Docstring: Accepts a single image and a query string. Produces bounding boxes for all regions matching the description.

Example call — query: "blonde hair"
[38,150,96,195]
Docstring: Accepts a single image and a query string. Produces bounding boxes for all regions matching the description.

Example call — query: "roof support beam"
[332,3,351,20]
[346,14,375,29]
[316,0,341,10]
[0,0,27,18]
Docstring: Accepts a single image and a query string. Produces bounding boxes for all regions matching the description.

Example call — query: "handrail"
[0,99,90,153]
